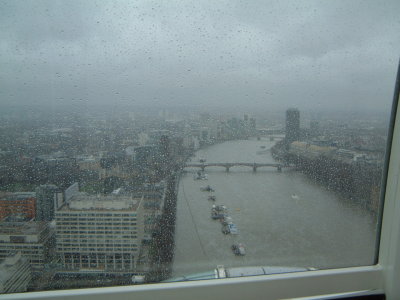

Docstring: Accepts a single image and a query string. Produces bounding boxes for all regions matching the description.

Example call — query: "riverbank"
[271,140,381,215]
[145,172,180,282]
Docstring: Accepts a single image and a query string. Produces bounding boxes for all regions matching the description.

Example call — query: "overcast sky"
[0,0,399,113]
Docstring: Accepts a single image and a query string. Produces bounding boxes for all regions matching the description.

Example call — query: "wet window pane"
[0,0,399,294]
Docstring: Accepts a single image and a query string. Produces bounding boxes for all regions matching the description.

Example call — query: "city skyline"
[0,104,390,292]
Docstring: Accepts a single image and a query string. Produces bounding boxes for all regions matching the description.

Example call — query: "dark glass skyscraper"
[286,108,300,143]
[35,184,61,221]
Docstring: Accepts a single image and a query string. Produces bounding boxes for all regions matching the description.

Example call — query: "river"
[172,138,377,277]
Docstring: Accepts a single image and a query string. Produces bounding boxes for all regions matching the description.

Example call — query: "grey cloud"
[0,0,399,112]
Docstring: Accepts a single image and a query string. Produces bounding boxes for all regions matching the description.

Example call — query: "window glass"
[0,0,399,294]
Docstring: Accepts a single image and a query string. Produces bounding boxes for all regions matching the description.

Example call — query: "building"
[0,222,55,271]
[137,182,166,243]
[285,108,300,143]
[0,252,31,294]
[33,154,79,187]
[289,141,336,160]
[158,135,171,175]
[55,193,144,273]
[125,145,159,171]
[159,135,170,159]
[76,155,101,172]
[249,118,256,131]
[35,185,63,221]
[76,156,101,181]
[0,192,36,221]
[309,120,320,136]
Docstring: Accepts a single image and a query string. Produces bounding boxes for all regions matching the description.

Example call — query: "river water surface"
[172,138,377,277]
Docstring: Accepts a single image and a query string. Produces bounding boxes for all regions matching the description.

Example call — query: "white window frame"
[2,77,400,300]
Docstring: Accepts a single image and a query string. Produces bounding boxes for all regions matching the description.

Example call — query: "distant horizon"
[0,101,394,115]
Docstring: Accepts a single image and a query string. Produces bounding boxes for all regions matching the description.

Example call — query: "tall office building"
[55,194,144,273]
[286,108,300,143]
[35,185,63,221]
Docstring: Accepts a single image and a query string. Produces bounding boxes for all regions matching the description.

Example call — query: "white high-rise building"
[55,194,144,273]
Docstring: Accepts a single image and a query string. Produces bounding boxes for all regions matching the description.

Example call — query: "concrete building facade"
[55,194,144,273]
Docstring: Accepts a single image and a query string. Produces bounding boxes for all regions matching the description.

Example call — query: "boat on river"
[221,216,233,225]
[222,223,238,235]
[201,185,215,192]
[291,194,299,200]
[211,205,227,219]
[194,171,208,180]
[231,243,246,256]
[208,195,216,201]
[229,224,239,234]
[212,205,227,212]
[212,211,227,220]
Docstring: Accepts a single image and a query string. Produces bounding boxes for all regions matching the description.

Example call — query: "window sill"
[5,265,383,300]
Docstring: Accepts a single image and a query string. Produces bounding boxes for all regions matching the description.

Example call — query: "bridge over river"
[185,162,285,172]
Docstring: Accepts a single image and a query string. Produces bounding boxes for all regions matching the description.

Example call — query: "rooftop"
[58,193,142,211]
[0,192,36,201]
